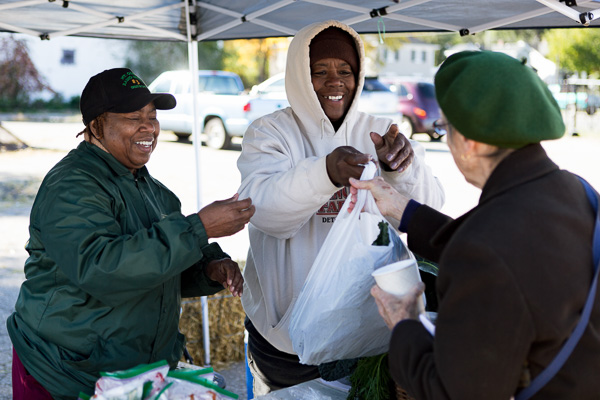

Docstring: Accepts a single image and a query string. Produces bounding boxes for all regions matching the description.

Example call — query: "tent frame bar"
[182,0,213,368]
[0,0,187,40]
[536,0,595,25]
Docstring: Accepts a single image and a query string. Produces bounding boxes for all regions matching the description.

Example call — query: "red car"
[383,79,443,141]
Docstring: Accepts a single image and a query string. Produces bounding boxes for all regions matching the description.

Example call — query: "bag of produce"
[85,361,238,400]
[93,360,169,400]
[289,162,414,365]
[156,368,238,399]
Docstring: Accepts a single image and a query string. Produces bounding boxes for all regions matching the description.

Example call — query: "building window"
[411,50,416,62]
[422,51,427,63]
[395,50,400,62]
[61,49,75,65]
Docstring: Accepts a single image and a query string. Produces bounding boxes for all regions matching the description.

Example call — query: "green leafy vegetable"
[417,259,439,275]
[372,221,390,246]
[347,353,391,400]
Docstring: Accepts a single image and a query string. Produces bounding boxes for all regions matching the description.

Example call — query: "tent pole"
[185,0,212,368]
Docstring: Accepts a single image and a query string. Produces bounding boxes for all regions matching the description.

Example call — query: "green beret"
[434,51,565,148]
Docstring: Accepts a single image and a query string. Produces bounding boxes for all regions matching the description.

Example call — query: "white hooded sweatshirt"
[237,20,445,354]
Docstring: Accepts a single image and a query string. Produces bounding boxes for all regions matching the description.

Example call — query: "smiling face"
[310,58,356,129]
[95,102,159,174]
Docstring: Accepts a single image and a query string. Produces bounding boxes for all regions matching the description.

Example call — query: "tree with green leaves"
[125,37,290,89]
[0,35,52,110]
[543,28,600,77]
[222,37,289,87]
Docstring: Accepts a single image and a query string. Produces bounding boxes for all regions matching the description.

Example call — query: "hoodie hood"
[285,20,365,138]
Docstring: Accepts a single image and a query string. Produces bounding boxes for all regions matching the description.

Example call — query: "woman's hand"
[370,124,414,173]
[326,146,372,187]
[347,176,410,220]
[371,283,425,329]
[204,258,244,297]
[198,194,255,238]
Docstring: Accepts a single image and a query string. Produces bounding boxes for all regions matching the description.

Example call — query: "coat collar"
[479,143,558,205]
[79,140,150,179]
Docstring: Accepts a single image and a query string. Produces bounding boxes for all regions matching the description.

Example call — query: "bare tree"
[0,35,52,109]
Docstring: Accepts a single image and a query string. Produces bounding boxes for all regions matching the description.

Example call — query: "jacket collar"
[479,143,558,205]
[79,141,150,179]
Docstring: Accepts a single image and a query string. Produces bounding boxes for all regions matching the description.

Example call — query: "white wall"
[378,42,440,79]
[8,33,130,100]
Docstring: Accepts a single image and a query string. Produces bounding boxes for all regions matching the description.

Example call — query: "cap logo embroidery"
[120,71,147,90]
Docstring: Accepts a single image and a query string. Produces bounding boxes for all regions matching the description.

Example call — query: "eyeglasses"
[433,120,450,137]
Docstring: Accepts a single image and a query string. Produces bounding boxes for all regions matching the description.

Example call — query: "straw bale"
[179,283,247,371]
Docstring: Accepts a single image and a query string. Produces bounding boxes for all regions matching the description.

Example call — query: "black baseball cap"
[80,68,176,126]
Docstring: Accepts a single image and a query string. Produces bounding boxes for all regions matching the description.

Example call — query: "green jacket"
[7,141,227,399]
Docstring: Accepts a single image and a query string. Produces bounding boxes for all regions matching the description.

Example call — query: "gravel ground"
[0,148,57,400]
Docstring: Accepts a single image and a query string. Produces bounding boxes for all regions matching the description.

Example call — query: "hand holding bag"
[289,162,414,365]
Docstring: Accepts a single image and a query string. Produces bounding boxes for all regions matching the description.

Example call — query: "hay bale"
[179,281,247,371]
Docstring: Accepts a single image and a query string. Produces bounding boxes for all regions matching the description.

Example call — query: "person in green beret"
[349,50,600,399]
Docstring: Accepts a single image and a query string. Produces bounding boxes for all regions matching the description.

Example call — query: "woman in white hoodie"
[237,19,445,394]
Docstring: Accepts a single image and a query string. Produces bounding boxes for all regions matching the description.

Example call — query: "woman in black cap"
[350,51,600,399]
[7,68,255,399]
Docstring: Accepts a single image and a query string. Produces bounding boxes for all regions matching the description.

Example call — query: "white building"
[376,38,440,79]
[5,33,130,100]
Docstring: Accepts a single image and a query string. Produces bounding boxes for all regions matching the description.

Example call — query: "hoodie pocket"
[267,296,298,353]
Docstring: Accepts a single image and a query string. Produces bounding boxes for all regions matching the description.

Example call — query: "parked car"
[148,70,252,149]
[360,77,402,123]
[588,94,600,115]
[243,73,289,124]
[243,73,402,126]
[548,84,599,115]
[381,77,443,141]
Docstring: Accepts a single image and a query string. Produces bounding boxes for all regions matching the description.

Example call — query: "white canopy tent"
[1,0,599,366]
[1,0,600,41]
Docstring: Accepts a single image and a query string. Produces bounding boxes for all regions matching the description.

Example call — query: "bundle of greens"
[372,221,390,246]
[347,353,391,400]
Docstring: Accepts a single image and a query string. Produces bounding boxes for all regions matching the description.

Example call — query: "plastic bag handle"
[337,161,380,220]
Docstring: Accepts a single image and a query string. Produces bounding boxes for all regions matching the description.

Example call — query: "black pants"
[245,317,320,395]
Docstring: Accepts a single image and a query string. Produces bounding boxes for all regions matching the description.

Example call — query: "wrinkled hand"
[325,146,372,187]
[198,194,255,238]
[204,258,244,297]
[370,124,414,172]
[347,176,410,221]
[371,283,425,329]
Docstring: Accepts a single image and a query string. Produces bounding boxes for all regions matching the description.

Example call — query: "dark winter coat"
[390,143,600,399]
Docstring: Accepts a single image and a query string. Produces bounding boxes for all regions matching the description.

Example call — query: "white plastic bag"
[289,162,413,365]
